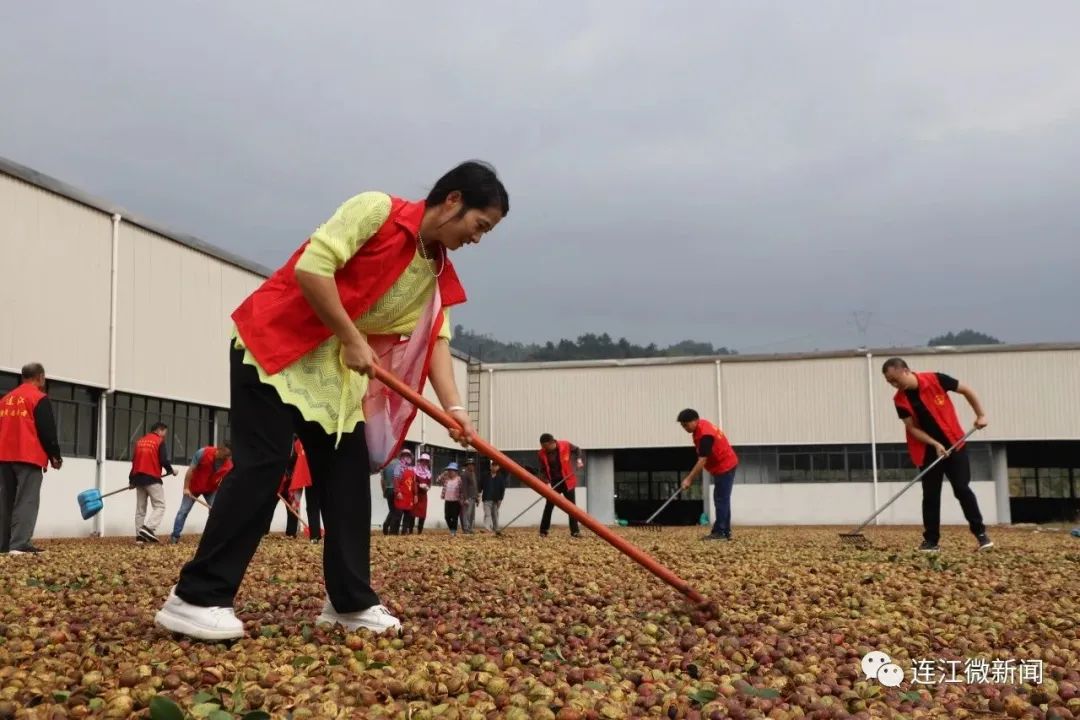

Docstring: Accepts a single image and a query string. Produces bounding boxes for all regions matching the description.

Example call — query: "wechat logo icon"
[862,650,905,688]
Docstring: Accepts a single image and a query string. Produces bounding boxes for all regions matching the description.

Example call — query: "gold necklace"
[416,231,445,279]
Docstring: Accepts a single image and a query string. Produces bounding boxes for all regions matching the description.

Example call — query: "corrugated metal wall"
[871,350,1080,443]
[721,355,869,445]
[0,174,112,385]
[486,348,1080,449]
[488,363,716,449]
[114,224,264,406]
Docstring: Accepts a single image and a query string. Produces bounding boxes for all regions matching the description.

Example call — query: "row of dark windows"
[614,444,994,486]
[1009,468,1080,499]
[0,372,228,464]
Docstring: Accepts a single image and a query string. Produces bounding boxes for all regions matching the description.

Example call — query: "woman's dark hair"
[539,433,555,444]
[426,160,509,217]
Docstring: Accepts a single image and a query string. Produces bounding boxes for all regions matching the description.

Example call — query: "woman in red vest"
[882,357,992,552]
[537,433,584,537]
[0,362,63,555]
[169,444,233,544]
[411,452,433,534]
[392,462,417,535]
[155,161,508,641]
[678,409,739,541]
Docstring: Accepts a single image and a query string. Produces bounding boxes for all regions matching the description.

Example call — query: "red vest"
[412,471,431,518]
[394,467,416,511]
[893,371,966,466]
[538,440,577,491]
[231,196,467,376]
[189,446,234,495]
[289,438,312,492]
[131,433,164,478]
[693,419,739,476]
[0,383,48,467]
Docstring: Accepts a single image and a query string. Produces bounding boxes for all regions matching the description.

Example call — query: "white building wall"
[114,224,264,406]
[488,363,716,450]
[721,356,869,444]
[728,481,998,527]
[870,349,1080,444]
[0,173,112,385]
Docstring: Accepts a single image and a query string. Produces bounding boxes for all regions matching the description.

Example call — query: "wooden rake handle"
[372,365,707,605]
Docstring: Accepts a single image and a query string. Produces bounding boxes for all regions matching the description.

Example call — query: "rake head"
[629,521,664,532]
[839,531,872,547]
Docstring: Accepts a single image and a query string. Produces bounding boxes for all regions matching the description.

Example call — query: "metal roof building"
[3,154,1077,539]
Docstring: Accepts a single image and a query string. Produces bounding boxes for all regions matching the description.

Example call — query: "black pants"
[444,501,461,531]
[175,344,379,613]
[540,485,580,535]
[284,488,323,538]
[920,448,986,543]
[415,517,425,534]
[381,488,397,535]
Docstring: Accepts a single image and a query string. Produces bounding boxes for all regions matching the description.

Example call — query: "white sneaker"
[154,586,245,640]
[316,600,402,634]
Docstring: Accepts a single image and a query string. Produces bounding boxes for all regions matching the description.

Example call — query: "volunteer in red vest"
[678,409,739,541]
[169,444,232,544]
[392,459,417,535]
[411,452,433,535]
[0,363,63,555]
[155,161,508,641]
[537,433,584,537]
[129,422,177,544]
[283,436,319,540]
[882,357,992,552]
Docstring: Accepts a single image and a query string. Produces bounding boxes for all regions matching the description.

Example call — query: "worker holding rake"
[678,409,738,541]
[882,358,993,553]
[154,161,509,641]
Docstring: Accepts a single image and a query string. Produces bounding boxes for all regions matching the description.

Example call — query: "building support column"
[992,443,1010,525]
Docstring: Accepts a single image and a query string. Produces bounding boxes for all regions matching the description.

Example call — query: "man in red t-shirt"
[678,408,738,541]
[882,357,992,552]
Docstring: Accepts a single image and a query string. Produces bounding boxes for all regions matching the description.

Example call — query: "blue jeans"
[711,468,736,537]
[171,491,217,540]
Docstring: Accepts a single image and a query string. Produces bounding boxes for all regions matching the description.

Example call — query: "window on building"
[0,372,99,458]
[778,451,812,483]
[1008,468,1039,498]
[1037,468,1072,498]
[106,391,214,464]
[614,470,649,501]
[0,372,19,395]
[47,380,99,459]
[214,409,231,446]
[877,446,915,481]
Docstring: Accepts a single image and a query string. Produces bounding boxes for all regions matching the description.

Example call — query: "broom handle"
[645,486,683,524]
[849,426,980,534]
[501,476,568,531]
[100,485,135,500]
[279,493,310,532]
[372,366,707,605]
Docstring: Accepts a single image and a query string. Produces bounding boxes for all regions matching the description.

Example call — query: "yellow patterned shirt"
[232,191,452,436]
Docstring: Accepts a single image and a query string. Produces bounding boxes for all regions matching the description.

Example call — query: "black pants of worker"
[444,501,461,532]
[175,344,379,614]
[284,488,322,539]
[920,448,985,544]
[540,485,580,535]
[381,488,397,535]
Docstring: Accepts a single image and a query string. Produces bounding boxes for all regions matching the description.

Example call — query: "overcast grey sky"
[2,1,1078,352]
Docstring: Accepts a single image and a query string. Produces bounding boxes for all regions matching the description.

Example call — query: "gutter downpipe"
[94,213,121,537]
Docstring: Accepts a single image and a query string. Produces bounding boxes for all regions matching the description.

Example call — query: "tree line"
[449,326,1002,362]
